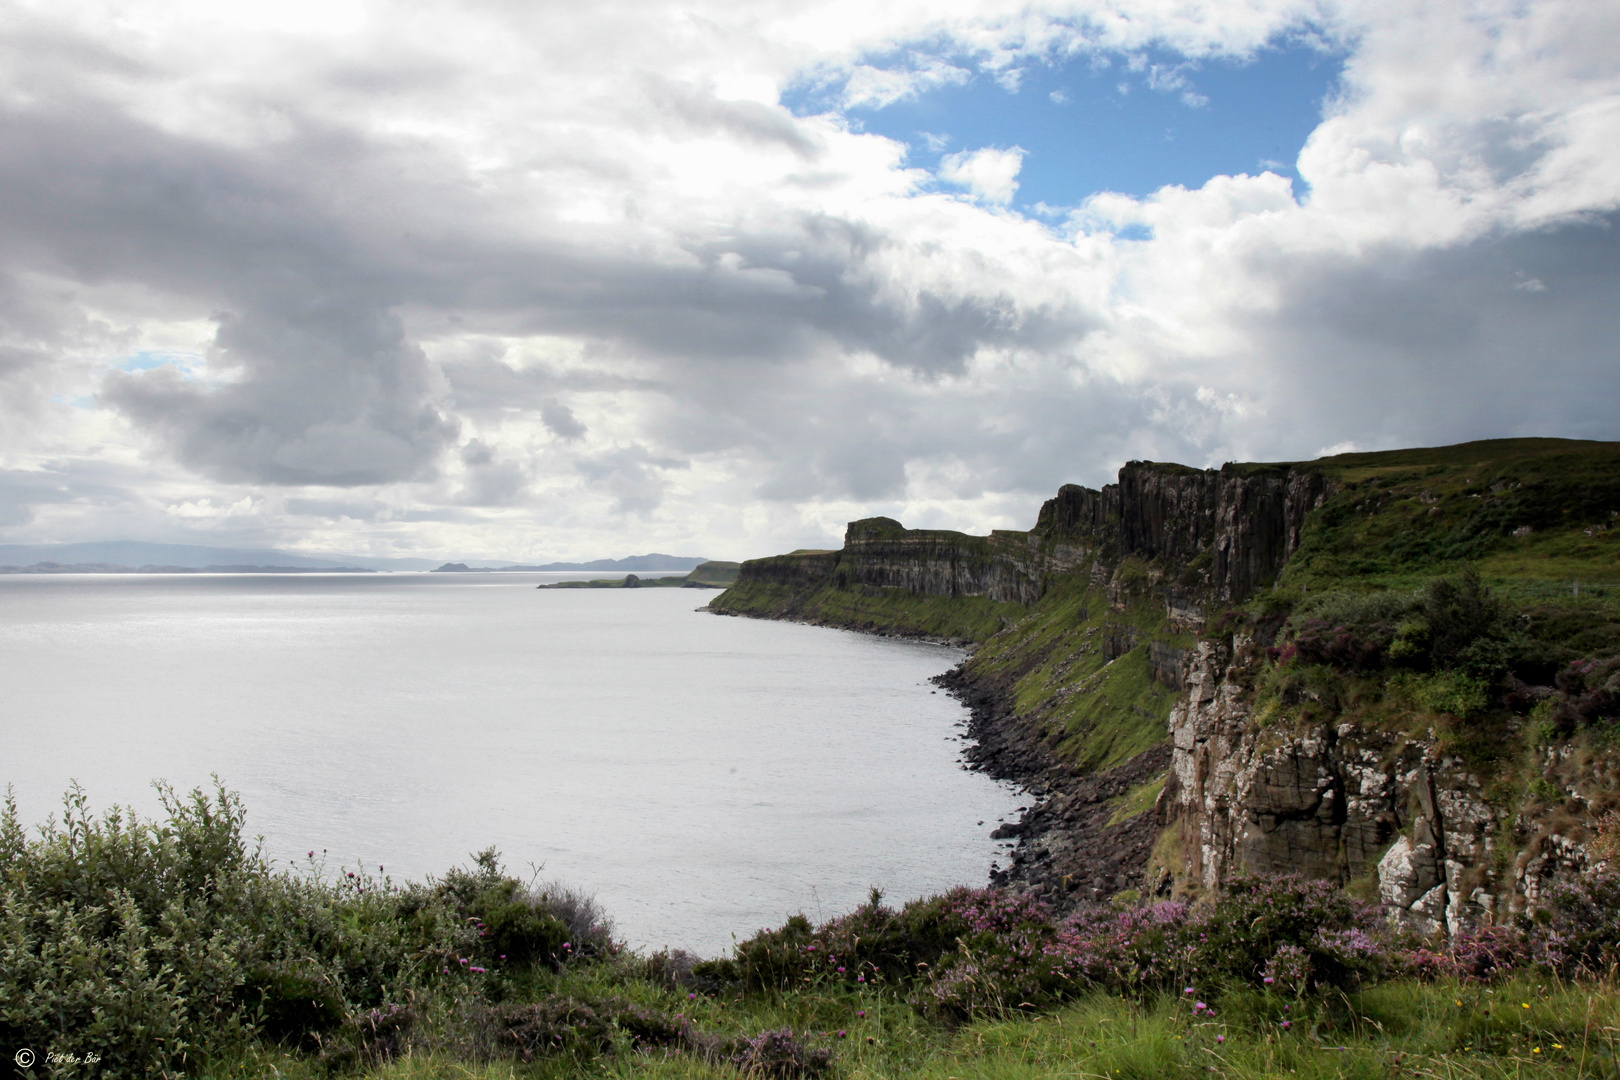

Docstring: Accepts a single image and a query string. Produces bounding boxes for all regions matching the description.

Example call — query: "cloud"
[938,146,1026,203]
[540,399,588,441]
[0,0,1614,562]
[104,303,460,486]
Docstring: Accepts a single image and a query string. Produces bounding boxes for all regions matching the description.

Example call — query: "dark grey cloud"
[539,400,588,441]
[1237,213,1620,455]
[104,303,458,485]
[0,69,1092,502]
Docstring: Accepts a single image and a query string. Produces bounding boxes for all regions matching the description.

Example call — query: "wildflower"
[1185,987,1195,994]
[1533,1048,1541,1054]
[1217,1035,1225,1043]
[1554,1044,1565,1049]
[689,993,697,1000]
[1281,1021,1291,1029]
[469,966,486,974]
[857,1011,865,1017]
[1264,977,1274,984]
[1522,1002,1531,1009]
[837,966,846,973]
[459,957,468,965]
[838,1031,847,1038]
[308,850,314,858]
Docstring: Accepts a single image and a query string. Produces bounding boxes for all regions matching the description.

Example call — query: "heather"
[6,785,1620,1079]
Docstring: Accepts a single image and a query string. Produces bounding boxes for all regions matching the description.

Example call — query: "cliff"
[1163,634,1615,934]
[710,438,1620,929]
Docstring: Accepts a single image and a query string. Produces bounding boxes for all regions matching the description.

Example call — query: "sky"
[0,0,1616,563]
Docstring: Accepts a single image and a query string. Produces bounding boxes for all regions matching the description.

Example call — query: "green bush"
[1391,670,1493,718]
[0,784,606,1076]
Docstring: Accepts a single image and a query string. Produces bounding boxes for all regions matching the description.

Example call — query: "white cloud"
[938,146,1027,203]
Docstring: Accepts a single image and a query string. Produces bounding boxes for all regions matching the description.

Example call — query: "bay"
[0,572,1020,954]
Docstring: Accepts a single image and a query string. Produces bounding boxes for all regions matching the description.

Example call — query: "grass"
[1107,774,1168,827]
[195,977,1620,1078]
[1280,439,1620,591]
[710,578,1027,644]
[963,575,1189,774]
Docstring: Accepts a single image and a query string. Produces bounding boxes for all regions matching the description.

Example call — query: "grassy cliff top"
[1278,439,1620,592]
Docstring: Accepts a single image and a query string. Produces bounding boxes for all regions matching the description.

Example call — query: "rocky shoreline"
[934,663,1170,911]
[709,603,1175,911]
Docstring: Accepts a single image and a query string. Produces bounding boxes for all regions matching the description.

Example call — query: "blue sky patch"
[113,349,204,375]
[789,41,1343,210]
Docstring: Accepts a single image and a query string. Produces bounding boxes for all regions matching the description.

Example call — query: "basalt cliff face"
[711,440,1620,931]
[1163,635,1612,934]
[728,460,1333,622]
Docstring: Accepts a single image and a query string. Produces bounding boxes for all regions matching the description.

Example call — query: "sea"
[0,572,1023,955]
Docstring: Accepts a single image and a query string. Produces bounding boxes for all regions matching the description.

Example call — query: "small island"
[535,561,741,589]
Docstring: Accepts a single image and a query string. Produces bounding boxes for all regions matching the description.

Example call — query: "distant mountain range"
[0,542,714,574]
[433,554,710,572]
[0,542,441,571]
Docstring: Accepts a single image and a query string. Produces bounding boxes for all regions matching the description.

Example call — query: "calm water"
[0,573,1020,954]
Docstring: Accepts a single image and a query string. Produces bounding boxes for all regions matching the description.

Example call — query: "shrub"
[1549,655,1620,732]
[1192,876,1388,992]
[1283,590,1418,671]
[489,996,614,1061]
[0,784,626,1076]
[1528,871,1620,978]
[706,886,988,994]
[713,875,1397,1023]
[0,783,275,1074]
[1392,670,1493,719]
[436,848,616,970]
[730,1027,834,1079]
